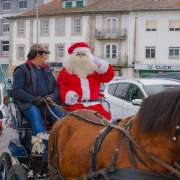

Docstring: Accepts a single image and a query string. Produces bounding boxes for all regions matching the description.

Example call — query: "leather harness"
[49,110,180,180]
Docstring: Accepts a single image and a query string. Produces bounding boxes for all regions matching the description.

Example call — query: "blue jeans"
[23,105,65,136]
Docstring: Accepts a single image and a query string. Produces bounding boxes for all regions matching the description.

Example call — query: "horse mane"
[137,89,180,133]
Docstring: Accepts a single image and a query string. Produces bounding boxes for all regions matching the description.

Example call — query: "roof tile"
[10,0,180,19]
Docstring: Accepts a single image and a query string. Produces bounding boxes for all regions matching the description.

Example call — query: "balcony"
[104,55,128,66]
[95,28,127,40]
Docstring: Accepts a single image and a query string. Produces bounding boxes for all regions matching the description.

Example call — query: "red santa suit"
[57,42,114,120]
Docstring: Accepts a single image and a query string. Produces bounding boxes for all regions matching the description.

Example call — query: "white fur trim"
[73,47,91,54]
[65,90,79,105]
[31,133,48,154]
[80,78,90,100]
[31,142,44,154]
[93,57,109,74]
[83,101,99,107]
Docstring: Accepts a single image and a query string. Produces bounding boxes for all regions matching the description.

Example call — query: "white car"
[103,78,180,119]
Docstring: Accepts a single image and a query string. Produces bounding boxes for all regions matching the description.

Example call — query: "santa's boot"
[31,132,49,154]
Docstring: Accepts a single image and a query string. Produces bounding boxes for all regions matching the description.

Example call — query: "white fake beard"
[64,54,97,78]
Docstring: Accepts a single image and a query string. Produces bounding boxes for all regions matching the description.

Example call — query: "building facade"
[0,0,51,75]
[8,0,180,78]
[132,11,180,78]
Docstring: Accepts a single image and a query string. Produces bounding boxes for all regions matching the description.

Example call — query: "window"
[1,41,9,57]
[55,18,65,36]
[105,44,118,59]
[108,83,118,96]
[55,44,65,60]
[114,83,129,100]
[34,0,44,6]
[145,47,156,59]
[2,19,9,34]
[76,0,84,7]
[17,20,25,37]
[2,1,11,10]
[40,19,49,36]
[146,20,157,31]
[126,84,144,102]
[169,47,180,59]
[16,45,25,59]
[72,17,81,34]
[169,20,180,31]
[65,1,72,8]
[18,0,27,9]
[106,17,118,35]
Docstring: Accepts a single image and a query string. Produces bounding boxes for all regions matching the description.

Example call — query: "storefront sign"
[155,65,172,70]
[135,64,180,71]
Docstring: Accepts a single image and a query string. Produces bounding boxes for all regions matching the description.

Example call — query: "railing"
[102,54,128,66]
[95,28,127,40]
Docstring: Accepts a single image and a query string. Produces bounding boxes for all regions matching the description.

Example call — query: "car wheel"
[0,152,12,180]
[7,164,27,180]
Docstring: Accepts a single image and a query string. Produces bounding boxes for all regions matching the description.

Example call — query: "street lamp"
[36,0,39,43]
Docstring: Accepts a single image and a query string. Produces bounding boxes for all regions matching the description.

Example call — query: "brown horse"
[48,90,180,180]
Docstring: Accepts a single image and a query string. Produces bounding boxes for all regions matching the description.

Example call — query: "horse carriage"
[0,81,53,179]
[0,72,180,179]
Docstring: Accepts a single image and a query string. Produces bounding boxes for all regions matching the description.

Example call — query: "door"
[104,83,118,119]
[113,83,130,119]
[106,17,118,36]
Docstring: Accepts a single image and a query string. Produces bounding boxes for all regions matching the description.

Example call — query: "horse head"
[134,89,180,170]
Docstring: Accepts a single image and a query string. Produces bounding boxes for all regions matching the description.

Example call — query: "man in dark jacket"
[13,44,64,154]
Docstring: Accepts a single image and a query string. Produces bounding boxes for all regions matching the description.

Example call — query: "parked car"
[146,72,180,81]
[103,78,180,119]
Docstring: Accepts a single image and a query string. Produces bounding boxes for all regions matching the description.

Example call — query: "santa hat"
[68,42,91,55]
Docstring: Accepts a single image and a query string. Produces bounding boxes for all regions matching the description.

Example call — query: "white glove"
[65,91,79,105]
[93,56,109,74]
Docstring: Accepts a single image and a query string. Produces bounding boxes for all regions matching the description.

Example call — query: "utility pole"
[36,0,39,43]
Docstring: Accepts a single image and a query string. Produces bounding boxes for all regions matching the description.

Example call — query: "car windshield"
[147,72,180,80]
[144,84,180,95]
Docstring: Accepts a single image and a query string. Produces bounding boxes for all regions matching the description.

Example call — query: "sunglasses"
[38,51,50,55]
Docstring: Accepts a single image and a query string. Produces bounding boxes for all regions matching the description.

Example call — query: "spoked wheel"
[7,165,28,180]
[0,152,12,180]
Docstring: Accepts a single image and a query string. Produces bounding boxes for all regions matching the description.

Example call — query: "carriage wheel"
[7,165,28,180]
[0,152,12,180]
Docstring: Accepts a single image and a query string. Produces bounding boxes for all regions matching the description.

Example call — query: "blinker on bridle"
[173,125,180,141]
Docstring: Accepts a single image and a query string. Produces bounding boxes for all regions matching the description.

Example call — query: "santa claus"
[57,42,114,120]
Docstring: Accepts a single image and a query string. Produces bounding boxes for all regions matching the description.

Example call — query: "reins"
[109,123,180,177]
[46,99,180,178]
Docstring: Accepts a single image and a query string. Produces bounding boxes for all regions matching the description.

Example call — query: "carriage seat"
[15,106,32,130]
[7,88,57,131]
[15,106,53,131]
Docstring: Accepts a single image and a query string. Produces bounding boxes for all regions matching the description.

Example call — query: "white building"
[132,11,180,78]
[0,0,53,76]
[7,0,180,78]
